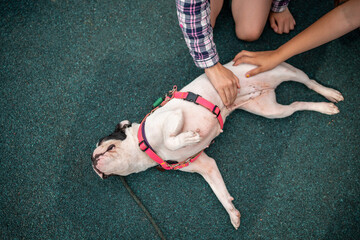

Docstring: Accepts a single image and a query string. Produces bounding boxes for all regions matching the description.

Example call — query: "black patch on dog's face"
[98,122,132,145]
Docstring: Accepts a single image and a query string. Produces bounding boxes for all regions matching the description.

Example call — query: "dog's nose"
[91,155,97,165]
[92,153,102,165]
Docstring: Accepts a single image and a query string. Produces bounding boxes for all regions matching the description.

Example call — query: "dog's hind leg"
[280,62,344,103]
[180,152,241,230]
[297,78,344,103]
[228,91,263,111]
[240,89,340,118]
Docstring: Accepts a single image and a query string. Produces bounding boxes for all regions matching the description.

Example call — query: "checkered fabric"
[176,0,219,69]
[271,0,290,12]
[175,0,290,69]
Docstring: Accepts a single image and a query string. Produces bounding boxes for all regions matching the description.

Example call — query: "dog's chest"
[145,100,221,160]
[166,99,219,132]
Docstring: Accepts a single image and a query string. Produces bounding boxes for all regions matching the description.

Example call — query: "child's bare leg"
[232,0,272,41]
[210,0,224,27]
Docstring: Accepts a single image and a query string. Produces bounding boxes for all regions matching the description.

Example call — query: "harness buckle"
[212,105,220,118]
[139,140,149,152]
[185,92,199,104]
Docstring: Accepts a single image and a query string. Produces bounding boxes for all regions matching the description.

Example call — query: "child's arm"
[176,0,218,68]
[233,0,360,77]
[176,0,239,106]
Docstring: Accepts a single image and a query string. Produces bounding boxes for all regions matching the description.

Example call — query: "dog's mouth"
[91,155,110,179]
[92,164,106,179]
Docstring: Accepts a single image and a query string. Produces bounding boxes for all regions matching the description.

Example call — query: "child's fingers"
[269,17,278,33]
[284,21,290,33]
[289,21,295,31]
[236,77,241,89]
[246,67,264,78]
[277,21,284,34]
[233,52,242,61]
[233,50,253,62]
[233,56,255,66]
[291,18,296,30]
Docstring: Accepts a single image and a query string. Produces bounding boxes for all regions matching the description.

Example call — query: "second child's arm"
[233,0,360,77]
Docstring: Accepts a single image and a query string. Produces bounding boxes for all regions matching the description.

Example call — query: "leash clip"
[153,86,178,108]
[167,85,178,98]
[160,85,178,107]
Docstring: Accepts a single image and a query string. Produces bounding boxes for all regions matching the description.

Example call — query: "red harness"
[137,87,224,170]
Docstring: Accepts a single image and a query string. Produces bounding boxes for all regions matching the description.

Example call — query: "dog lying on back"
[92,62,343,229]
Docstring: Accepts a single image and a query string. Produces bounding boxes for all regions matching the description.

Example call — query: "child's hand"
[269,7,296,34]
[205,62,240,107]
[232,50,283,77]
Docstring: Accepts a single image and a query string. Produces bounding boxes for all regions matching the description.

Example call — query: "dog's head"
[92,120,137,178]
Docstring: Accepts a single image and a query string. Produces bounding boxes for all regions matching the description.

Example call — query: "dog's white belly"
[144,63,281,161]
[146,100,221,161]
[181,62,283,107]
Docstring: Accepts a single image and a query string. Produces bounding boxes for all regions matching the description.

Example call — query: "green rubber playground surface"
[1,0,359,239]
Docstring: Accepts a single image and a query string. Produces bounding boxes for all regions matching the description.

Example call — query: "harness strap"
[173,91,223,129]
[137,90,223,170]
[138,122,203,170]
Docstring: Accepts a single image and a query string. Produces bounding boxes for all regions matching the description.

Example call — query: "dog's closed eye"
[107,144,115,151]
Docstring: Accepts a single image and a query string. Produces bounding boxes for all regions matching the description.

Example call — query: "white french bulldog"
[92,62,343,229]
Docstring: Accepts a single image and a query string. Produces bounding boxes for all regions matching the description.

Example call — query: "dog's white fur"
[92,62,343,229]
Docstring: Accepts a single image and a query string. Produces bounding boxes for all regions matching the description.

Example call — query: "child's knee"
[235,26,262,42]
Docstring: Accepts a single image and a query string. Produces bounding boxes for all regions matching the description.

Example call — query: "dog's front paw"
[180,131,201,146]
[165,130,201,150]
[227,197,241,230]
[230,208,241,230]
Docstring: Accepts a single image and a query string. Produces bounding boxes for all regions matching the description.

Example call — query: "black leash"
[120,176,166,240]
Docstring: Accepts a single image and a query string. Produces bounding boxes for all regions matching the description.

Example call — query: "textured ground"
[1,0,359,239]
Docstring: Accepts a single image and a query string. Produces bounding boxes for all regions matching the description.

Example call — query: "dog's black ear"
[115,120,132,133]
[98,120,132,145]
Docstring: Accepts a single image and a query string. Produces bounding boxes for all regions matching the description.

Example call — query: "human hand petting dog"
[233,50,285,78]
[205,62,240,107]
[269,7,296,34]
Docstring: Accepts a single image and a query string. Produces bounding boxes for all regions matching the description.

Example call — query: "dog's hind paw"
[323,88,344,103]
[319,102,340,115]
[230,209,241,230]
